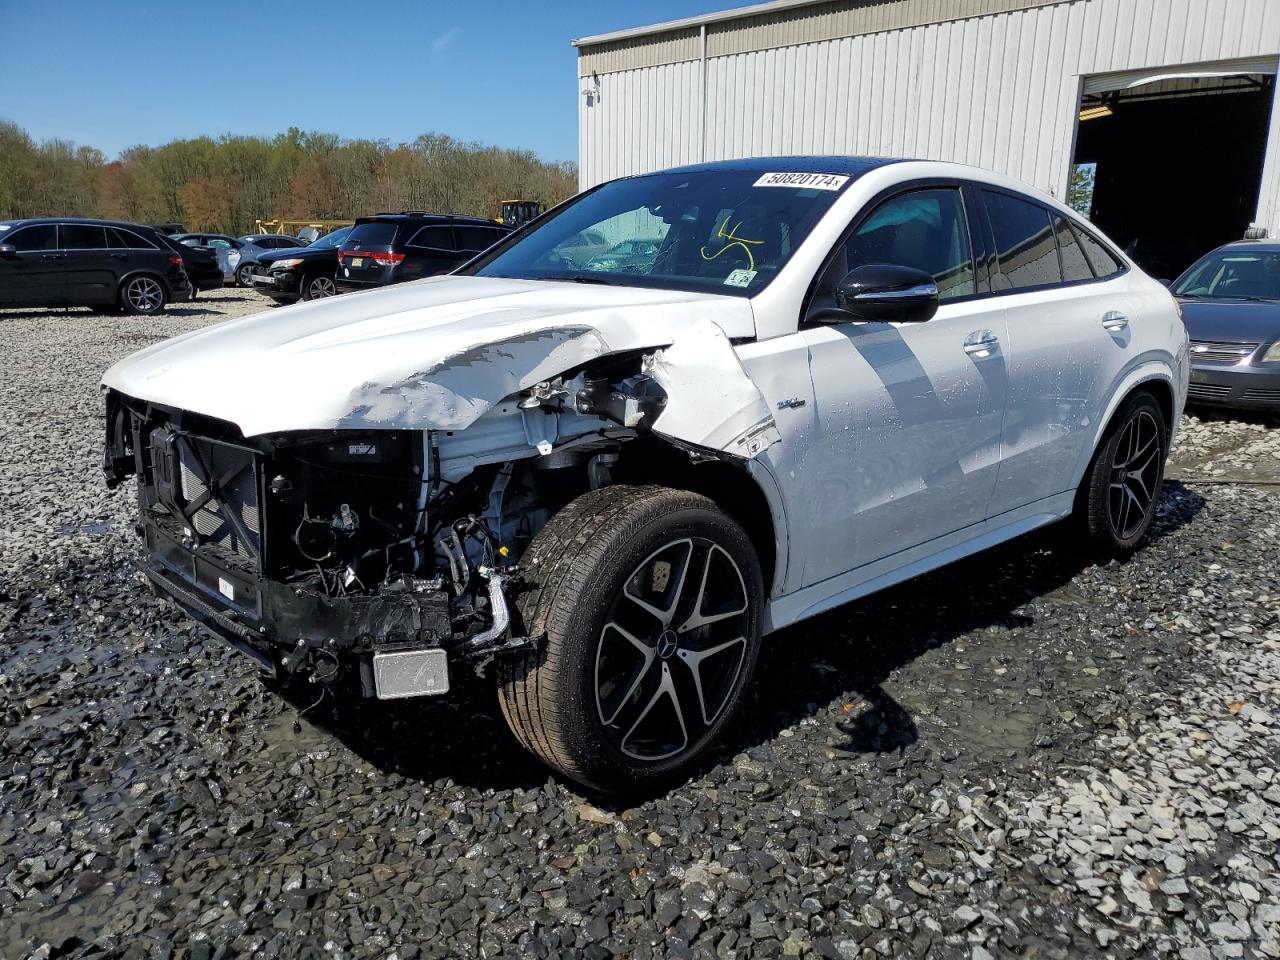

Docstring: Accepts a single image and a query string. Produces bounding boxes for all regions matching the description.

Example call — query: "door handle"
[963,331,1000,358]
[1102,311,1129,332]
[40,253,66,260]
[109,253,128,259]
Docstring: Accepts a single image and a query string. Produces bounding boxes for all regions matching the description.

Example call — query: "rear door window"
[984,191,1062,290]
[1053,215,1094,282]
[408,226,455,250]
[346,222,399,249]
[61,225,109,249]
[8,224,58,251]
[108,228,157,249]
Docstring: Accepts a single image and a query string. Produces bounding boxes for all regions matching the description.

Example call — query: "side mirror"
[828,263,940,324]
[0,244,15,256]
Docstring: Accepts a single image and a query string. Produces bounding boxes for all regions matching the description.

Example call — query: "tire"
[118,275,167,316]
[497,485,764,794]
[301,272,338,301]
[1072,391,1167,555]
[235,263,255,288]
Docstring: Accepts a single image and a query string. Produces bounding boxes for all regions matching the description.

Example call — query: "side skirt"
[763,490,1076,634]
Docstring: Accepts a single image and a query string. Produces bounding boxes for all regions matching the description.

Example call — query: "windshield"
[470,169,850,296]
[1173,249,1280,301]
[310,227,352,249]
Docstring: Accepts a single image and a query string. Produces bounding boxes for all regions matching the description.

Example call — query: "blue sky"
[0,0,738,164]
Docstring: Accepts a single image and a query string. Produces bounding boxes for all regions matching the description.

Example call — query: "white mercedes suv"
[102,157,1188,792]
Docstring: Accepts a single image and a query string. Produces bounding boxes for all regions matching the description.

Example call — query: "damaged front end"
[103,318,780,700]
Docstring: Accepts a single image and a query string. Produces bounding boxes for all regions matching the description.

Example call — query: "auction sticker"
[754,171,849,191]
[724,269,757,287]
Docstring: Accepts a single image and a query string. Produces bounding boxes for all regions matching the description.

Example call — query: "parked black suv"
[335,213,511,291]
[252,226,353,304]
[0,218,190,315]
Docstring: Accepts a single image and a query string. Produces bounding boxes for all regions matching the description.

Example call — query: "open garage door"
[1070,57,1278,280]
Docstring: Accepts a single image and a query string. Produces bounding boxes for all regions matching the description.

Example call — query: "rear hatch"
[338,220,403,286]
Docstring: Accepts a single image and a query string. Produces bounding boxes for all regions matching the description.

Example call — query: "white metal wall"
[578,0,1280,229]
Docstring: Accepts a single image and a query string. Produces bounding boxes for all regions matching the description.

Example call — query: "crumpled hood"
[102,275,757,437]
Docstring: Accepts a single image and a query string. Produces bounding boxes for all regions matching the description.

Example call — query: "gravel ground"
[2,293,1279,960]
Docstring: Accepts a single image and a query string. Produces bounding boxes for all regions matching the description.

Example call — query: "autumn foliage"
[0,122,578,233]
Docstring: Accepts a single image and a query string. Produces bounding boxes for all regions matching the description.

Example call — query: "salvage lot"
[2,293,1279,959]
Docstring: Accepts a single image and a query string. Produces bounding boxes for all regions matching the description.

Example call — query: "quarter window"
[1074,225,1125,278]
[108,228,157,249]
[7,224,58,251]
[984,191,1062,290]
[409,226,455,250]
[1053,215,1094,282]
[455,226,503,252]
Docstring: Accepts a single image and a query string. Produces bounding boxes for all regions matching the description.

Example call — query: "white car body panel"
[103,158,1187,641]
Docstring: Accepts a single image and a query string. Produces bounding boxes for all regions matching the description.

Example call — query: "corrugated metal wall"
[577,0,1280,229]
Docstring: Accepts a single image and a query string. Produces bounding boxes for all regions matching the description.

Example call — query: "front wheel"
[119,275,167,316]
[235,263,255,287]
[1073,391,1167,555]
[498,485,763,794]
[301,273,337,301]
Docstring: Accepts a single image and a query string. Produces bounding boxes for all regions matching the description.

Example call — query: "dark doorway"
[1070,74,1274,280]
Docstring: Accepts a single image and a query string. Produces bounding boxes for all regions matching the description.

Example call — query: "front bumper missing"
[137,511,521,699]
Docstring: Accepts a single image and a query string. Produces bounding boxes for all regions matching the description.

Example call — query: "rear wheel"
[1073,391,1167,555]
[498,485,763,794]
[301,273,337,301]
[119,275,167,316]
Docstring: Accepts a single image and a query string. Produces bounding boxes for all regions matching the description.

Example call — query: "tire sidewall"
[236,263,254,287]
[302,273,333,301]
[541,499,763,790]
[1085,392,1167,552]
[119,275,166,316]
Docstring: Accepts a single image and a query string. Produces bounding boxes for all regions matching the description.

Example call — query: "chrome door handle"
[1102,311,1129,332]
[963,331,1000,357]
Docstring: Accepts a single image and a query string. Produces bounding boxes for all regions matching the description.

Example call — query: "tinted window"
[1054,216,1093,282]
[837,188,976,301]
[8,224,58,251]
[1075,226,1125,279]
[346,222,399,248]
[456,226,503,252]
[408,226,454,250]
[1172,249,1280,301]
[108,228,157,250]
[60,225,109,249]
[985,192,1061,290]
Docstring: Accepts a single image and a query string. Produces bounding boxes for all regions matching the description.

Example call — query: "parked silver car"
[103,156,1187,793]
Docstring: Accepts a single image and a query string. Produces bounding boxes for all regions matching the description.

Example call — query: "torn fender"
[645,319,781,459]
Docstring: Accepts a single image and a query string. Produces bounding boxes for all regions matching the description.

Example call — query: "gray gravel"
[2,294,1280,960]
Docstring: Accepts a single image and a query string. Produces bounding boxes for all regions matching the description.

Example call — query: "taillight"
[169,254,184,267]
[339,248,404,266]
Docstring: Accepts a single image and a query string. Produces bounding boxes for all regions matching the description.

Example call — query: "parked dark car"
[1172,240,1280,410]
[0,217,189,315]
[164,237,223,294]
[335,213,512,292]
[252,226,353,304]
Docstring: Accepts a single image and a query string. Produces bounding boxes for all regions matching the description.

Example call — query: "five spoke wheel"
[595,537,750,761]
[122,276,164,315]
[305,275,337,300]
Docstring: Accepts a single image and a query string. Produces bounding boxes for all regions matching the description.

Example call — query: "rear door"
[60,224,116,302]
[982,189,1138,515]
[454,224,507,265]
[403,224,458,278]
[0,223,64,305]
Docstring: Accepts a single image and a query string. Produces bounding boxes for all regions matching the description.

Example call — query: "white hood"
[102,275,758,438]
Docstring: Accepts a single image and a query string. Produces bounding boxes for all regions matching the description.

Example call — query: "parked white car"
[102,157,1188,792]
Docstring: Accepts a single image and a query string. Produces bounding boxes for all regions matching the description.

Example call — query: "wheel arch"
[1075,363,1178,486]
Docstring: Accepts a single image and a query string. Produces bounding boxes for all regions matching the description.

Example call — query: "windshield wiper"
[555,273,616,285]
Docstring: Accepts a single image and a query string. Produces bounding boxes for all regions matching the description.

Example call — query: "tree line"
[0,122,579,234]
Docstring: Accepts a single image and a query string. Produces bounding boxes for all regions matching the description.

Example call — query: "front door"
[0,223,64,306]
[772,185,1009,586]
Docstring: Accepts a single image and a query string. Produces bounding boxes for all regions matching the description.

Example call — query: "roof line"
[571,0,831,48]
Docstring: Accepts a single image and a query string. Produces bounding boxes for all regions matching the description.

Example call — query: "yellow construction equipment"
[498,201,544,228]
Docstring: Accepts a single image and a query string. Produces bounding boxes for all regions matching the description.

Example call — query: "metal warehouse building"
[573,0,1280,276]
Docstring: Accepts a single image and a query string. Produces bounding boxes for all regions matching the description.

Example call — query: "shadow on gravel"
[290,483,1206,800]
[1185,404,1280,428]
